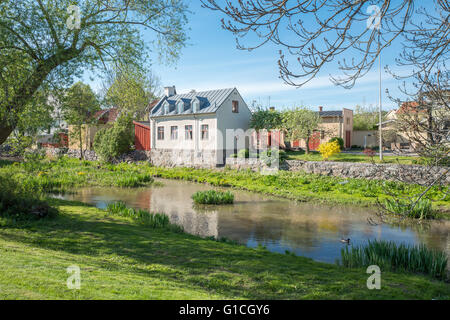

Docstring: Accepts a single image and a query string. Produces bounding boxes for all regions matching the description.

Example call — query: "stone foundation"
[225,158,449,184]
[150,149,219,168]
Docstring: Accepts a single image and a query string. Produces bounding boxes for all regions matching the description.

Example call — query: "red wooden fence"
[134,121,151,151]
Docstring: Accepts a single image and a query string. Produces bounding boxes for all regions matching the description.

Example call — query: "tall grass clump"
[105,202,182,232]
[383,198,435,219]
[192,190,234,205]
[341,240,448,280]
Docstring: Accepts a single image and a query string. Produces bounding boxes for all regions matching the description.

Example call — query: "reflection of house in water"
[149,185,218,238]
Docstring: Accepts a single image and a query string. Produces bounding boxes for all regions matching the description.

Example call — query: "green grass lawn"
[286,150,419,164]
[0,199,448,300]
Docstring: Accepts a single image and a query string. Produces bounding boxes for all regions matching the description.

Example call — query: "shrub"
[259,149,287,166]
[329,137,344,150]
[317,140,341,160]
[237,149,250,158]
[341,240,448,280]
[0,174,56,220]
[363,148,376,158]
[192,190,234,205]
[93,117,134,162]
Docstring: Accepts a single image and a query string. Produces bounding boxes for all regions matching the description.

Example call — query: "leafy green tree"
[281,107,321,154]
[353,105,387,130]
[104,65,160,121]
[61,82,100,159]
[250,108,282,132]
[0,0,188,145]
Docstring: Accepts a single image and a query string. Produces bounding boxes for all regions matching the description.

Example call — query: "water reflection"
[57,179,450,265]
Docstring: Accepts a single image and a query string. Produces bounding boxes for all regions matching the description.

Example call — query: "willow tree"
[0,0,188,145]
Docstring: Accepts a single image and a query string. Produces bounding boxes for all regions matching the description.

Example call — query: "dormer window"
[162,102,170,115]
[177,101,184,114]
[192,100,200,113]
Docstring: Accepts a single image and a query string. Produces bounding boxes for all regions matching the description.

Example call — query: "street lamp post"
[378,27,383,161]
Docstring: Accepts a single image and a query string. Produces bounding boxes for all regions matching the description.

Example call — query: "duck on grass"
[192,190,235,205]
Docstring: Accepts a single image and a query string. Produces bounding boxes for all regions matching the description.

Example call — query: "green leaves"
[0,0,188,144]
[93,115,134,163]
[281,107,321,143]
[250,108,282,131]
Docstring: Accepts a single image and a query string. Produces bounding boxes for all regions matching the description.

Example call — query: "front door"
[345,131,351,149]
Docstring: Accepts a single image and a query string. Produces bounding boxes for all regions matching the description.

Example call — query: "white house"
[149,86,252,167]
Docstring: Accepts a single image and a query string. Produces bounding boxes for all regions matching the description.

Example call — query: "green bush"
[237,149,250,158]
[259,149,287,166]
[192,190,234,205]
[93,116,134,162]
[0,173,56,221]
[341,240,448,280]
[329,137,344,150]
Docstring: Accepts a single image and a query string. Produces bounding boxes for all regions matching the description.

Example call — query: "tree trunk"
[0,124,14,146]
[78,127,84,160]
[0,47,84,144]
[305,136,310,154]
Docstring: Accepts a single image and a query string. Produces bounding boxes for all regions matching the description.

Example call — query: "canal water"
[56,178,450,265]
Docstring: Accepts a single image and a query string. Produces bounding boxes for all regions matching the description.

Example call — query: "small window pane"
[185,125,193,140]
[171,126,178,140]
[157,126,164,140]
[232,101,239,113]
[201,124,209,140]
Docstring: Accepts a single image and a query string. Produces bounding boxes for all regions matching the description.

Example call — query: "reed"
[341,240,448,280]
[192,190,234,205]
[383,198,435,219]
[105,202,182,232]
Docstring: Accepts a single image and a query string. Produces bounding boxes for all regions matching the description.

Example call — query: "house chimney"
[164,86,176,97]
[319,106,323,112]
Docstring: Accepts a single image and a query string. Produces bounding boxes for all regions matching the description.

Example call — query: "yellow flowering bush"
[317,140,341,160]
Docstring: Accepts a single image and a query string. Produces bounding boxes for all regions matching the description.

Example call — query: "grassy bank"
[1,157,448,213]
[286,150,419,164]
[0,157,155,193]
[0,199,448,299]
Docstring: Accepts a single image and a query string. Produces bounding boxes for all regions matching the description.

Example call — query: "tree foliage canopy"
[250,108,282,131]
[0,0,188,144]
[281,107,321,153]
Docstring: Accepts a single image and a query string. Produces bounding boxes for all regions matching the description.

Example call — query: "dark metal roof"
[318,110,343,117]
[151,88,235,117]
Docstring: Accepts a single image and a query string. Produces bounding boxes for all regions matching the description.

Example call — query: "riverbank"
[0,198,448,299]
[146,166,450,214]
[1,157,448,215]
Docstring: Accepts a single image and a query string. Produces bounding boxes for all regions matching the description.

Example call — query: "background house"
[68,108,119,151]
[149,86,252,167]
[289,107,354,150]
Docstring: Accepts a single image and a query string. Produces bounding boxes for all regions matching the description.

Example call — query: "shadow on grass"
[1,198,448,299]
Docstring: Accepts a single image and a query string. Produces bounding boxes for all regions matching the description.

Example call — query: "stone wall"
[44,148,150,163]
[225,158,449,184]
[151,149,218,168]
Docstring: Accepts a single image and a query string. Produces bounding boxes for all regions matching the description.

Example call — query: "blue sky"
[86,1,423,112]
